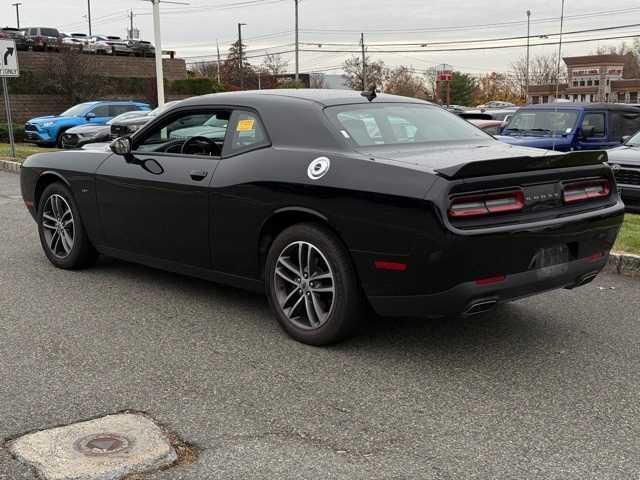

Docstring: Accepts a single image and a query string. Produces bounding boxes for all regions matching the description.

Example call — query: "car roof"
[180,89,434,108]
[521,102,640,112]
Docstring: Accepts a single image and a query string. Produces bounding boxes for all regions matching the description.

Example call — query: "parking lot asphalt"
[1,169,639,479]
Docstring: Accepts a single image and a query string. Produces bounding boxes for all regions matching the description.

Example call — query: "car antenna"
[361,85,377,102]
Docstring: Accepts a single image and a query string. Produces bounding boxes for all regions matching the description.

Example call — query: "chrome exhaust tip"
[464,299,498,316]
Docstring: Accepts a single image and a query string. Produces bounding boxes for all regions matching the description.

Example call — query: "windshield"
[325,103,490,147]
[504,110,579,135]
[60,103,92,117]
[626,130,640,146]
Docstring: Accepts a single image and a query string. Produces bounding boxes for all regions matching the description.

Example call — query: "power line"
[299,23,640,47]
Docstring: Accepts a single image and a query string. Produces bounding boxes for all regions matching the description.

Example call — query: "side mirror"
[110,137,132,157]
[622,135,631,144]
[85,112,96,121]
[581,125,595,140]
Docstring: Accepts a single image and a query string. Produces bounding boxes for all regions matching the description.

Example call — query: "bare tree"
[594,42,640,79]
[342,56,387,90]
[262,53,289,77]
[191,61,219,80]
[384,66,428,99]
[511,53,567,98]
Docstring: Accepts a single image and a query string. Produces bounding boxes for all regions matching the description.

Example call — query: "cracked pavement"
[1,170,639,479]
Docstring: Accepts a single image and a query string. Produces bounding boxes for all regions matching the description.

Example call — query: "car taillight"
[448,190,524,218]
[562,179,610,204]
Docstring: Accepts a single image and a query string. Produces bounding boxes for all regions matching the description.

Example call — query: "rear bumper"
[369,254,608,318]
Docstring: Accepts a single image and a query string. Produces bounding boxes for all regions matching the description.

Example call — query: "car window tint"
[90,105,110,117]
[582,113,605,137]
[41,28,59,37]
[327,104,488,147]
[110,105,137,117]
[135,110,230,156]
[227,111,268,154]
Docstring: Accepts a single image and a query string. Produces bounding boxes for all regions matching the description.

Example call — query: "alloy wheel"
[41,194,75,259]
[274,241,335,330]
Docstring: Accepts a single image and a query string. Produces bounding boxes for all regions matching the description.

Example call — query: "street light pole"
[555,0,565,101]
[11,3,22,29]
[294,0,299,82]
[526,9,531,103]
[87,0,92,36]
[238,23,246,89]
[152,0,165,106]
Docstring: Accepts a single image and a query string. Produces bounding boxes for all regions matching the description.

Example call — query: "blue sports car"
[24,101,150,147]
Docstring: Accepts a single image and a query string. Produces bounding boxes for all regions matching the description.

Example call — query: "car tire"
[265,223,363,345]
[37,183,98,270]
[55,130,68,149]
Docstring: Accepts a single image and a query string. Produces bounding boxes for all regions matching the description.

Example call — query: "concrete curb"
[605,252,640,278]
[0,158,21,173]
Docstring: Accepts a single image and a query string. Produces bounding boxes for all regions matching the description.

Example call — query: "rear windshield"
[325,103,489,147]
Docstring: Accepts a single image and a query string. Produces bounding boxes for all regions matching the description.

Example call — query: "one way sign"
[0,39,20,78]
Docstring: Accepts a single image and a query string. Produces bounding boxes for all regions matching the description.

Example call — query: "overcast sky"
[4,0,640,76]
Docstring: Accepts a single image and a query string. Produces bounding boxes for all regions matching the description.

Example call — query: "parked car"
[24,101,150,147]
[85,36,111,55]
[0,27,28,50]
[61,111,150,149]
[92,35,132,55]
[20,90,623,345]
[24,27,61,51]
[128,40,155,57]
[464,108,517,122]
[477,101,516,109]
[60,33,84,51]
[607,131,640,210]
[469,119,504,135]
[110,101,180,139]
[497,103,640,151]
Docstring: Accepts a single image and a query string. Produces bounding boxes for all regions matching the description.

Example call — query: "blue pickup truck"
[24,100,150,147]
[496,103,640,151]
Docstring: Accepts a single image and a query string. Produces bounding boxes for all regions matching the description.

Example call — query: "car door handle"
[190,170,208,181]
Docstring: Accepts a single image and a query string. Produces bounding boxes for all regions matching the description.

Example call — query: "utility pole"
[87,0,92,36]
[216,39,221,85]
[238,23,246,89]
[11,3,22,29]
[555,0,565,101]
[360,32,366,91]
[526,10,531,103]
[152,0,165,106]
[294,0,299,82]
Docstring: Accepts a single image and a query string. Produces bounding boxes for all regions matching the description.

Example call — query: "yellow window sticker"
[237,119,255,132]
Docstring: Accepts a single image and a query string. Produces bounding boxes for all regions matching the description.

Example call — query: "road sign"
[0,39,20,77]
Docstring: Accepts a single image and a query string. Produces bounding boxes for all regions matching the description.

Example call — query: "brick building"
[527,54,640,105]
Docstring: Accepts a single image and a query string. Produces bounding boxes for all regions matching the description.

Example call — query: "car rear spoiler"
[435,150,608,180]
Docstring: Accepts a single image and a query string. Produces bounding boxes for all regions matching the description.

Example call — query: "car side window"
[90,105,110,117]
[225,110,269,155]
[110,105,137,117]
[134,110,230,157]
[581,113,605,137]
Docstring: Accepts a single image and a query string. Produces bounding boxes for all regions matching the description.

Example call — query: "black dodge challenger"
[20,90,624,345]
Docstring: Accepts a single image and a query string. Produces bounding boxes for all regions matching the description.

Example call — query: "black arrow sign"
[3,47,14,66]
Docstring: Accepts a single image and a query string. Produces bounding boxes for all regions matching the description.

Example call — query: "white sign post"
[0,39,20,159]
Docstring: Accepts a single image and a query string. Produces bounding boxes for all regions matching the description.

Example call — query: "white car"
[60,33,85,51]
[85,35,114,55]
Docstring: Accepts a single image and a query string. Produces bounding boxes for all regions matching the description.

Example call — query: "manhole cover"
[75,433,132,456]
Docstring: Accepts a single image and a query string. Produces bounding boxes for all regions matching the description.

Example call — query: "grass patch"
[0,143,59,162]
[614,214,640,255]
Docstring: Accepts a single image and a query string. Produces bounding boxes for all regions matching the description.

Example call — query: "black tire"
[37,182,98,270]
[55,130,67,149]
[265,223,363,345]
